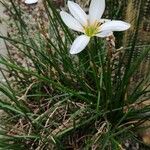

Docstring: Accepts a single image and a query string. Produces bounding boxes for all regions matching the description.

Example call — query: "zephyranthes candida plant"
[60,0,131,54]
[25,0,38,4]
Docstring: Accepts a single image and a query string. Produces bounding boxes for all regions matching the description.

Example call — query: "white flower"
[25,0,38,4]
[60,0,131,54]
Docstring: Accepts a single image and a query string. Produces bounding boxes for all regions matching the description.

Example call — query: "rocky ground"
[0,3,7,84]
[0,1,8,119]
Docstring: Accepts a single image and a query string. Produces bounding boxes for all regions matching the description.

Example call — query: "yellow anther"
[84,21,101,37]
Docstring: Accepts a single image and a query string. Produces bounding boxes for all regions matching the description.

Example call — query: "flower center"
[84,22,101,37]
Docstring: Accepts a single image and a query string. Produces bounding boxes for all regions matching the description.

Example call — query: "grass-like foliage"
[0,0,150,149]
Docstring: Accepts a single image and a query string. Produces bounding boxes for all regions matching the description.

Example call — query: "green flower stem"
[87,41,100,91]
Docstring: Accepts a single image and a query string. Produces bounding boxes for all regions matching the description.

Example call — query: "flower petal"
[96,31,113,38]
[60,11,83,32]
[89,0,105,24]
[70,35,90,54]
[68,1,88,26]
[25,0,38,4]
[101,20,131,32]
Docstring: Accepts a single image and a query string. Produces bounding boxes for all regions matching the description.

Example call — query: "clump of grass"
[0,0,149,149]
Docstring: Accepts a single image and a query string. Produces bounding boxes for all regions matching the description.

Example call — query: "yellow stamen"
[84,21,101,37]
